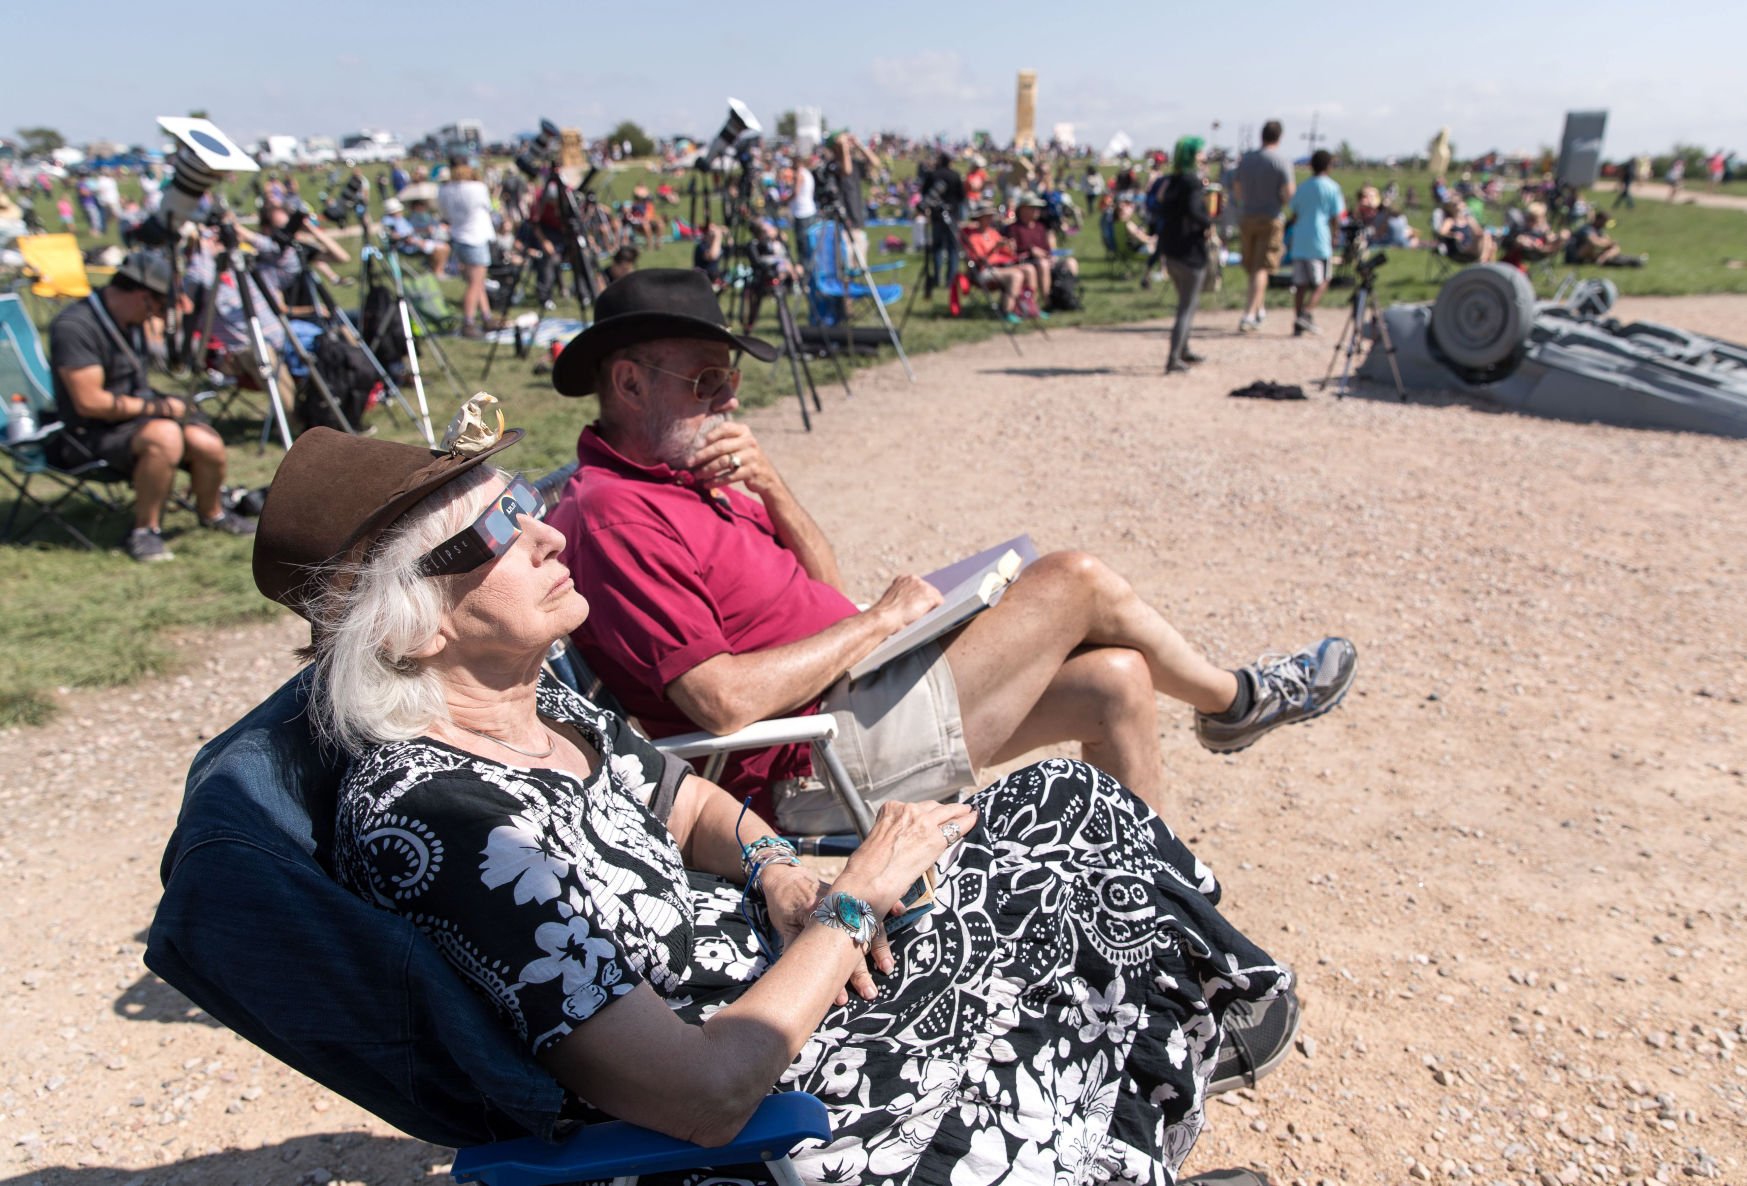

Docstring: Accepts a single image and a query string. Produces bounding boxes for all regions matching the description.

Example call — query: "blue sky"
[9,0,1740,158]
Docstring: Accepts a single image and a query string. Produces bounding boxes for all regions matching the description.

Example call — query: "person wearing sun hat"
[545,268,1359,843]
[227,386,1297,1186]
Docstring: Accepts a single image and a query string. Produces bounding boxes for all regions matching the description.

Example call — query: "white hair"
[305,465,504,754]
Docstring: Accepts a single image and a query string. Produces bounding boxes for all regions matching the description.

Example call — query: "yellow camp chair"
[18,233,98,299]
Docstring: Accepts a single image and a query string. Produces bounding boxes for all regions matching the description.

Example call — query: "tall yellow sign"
[1015,70,1038,151]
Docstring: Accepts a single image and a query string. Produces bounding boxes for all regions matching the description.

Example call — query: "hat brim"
[253,427,526,618]
[552,312,779,397]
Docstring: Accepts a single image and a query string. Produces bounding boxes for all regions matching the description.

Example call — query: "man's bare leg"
[129,419,184,531]
[983,644,1169,812]
[944,551,1238,787]
[1245,267,1268,321]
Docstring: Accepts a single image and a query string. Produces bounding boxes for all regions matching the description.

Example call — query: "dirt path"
[4,295,1745,1186]
[1589,179,1747,213]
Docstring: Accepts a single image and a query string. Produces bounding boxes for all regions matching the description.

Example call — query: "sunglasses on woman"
[416,476,544,577]
[636,360,741,403]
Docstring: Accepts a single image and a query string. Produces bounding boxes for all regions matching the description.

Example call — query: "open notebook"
[847,535,1039,682]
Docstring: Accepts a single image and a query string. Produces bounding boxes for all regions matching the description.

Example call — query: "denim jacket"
[146,669,568,1147]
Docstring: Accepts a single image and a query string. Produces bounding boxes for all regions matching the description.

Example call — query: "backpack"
[360,285,405,366]
[300,330,377,433]
[1049,262,1083,311]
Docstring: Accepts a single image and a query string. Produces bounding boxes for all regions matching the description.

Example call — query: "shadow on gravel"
[978,366,1119,379]
[0,1132,451,1186]
[1074,325,1164,334]
[112,970,222,1027]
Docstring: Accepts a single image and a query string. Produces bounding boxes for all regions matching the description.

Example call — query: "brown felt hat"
[252,426,523,619]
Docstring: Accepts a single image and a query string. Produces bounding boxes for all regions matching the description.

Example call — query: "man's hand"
[868,574,942,634]
[151,395,188,421]
[690,421,778,497]
[758,862,893,1005]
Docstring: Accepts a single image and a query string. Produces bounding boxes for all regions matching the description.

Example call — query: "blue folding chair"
[0,291,133,548]
[145,670,832,1185]
[804,220,903,328]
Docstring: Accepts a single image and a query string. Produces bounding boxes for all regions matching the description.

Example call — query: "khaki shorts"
[1239,216,1285,272]
[772,641,976,834]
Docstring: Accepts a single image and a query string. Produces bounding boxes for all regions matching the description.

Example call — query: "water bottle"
[5,393,37,443]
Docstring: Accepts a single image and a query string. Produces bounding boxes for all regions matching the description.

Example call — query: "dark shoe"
[1196,637,1358,754]
[1210,987,1302,1094]
[1181,349,1206,364]
[1181,1171,1272,1186]
[1165,361,1191,375]
[125,527,173,563]
[201,509,257,536]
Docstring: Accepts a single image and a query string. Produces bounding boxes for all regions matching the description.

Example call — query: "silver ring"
[728,453,741,472]
[940,821,962,843]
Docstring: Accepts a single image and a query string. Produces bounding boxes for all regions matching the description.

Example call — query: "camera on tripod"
[515,119,564,181]
[323,174,369,227]
[1354,250,1389,285]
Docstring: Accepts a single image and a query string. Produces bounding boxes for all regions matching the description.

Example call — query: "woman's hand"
[836,799,978,918]
[759,861,891,1006]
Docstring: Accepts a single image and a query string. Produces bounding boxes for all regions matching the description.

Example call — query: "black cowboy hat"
[552,268,779,397]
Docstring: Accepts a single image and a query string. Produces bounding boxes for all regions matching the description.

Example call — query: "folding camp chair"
[0,292,134,548]
[1101,209,1140,277]
[531,463,871,849]
[804,220,902,327]
[146,669,833,1186]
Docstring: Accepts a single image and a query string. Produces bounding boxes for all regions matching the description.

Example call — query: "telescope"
[134,117,259,247]
[698,98,761,170]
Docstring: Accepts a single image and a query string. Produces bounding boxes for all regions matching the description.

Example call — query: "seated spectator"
[1434,199,1496,263]
[184,221,298,412]
[1502,200,1568,266]
[1003,193,1072,308]
[380,197,451,277]
[243,418,1296,1186]
[546,269,1358,835]
[1355,186,1419,248]
[46,251,255,562]
[604,243,640,285]
[1116,195,1158,256]
[740,219,799,333]
[960,203,1042,322]
[624,184,665,245]
[1565,209,1646,267]
[245,202,350,314]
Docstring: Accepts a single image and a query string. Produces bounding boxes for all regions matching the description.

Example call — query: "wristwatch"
[812,891,878,953]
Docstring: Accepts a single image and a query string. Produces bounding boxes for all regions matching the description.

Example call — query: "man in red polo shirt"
[549,270,1357,831]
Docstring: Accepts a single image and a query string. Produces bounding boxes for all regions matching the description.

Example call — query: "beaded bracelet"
[740,834,801,878]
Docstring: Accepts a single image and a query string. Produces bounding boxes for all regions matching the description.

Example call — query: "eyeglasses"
[635,359,741,403]
[416,476,544,577]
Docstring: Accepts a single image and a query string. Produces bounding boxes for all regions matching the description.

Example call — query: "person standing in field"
[1231,121,1294,333]
[1287,150,1344,337]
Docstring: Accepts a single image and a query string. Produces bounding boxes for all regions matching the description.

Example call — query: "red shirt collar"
[577,423,697,488]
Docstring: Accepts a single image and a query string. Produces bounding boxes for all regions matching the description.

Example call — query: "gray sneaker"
[201,508,257,536]
[1210,986,1302,1093]
[125,527,174,563]
[1195,637,1357,754]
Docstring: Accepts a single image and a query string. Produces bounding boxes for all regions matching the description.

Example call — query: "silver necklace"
[453,722,556,760]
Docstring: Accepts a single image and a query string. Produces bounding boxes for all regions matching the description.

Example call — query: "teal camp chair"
[0,292,133,548]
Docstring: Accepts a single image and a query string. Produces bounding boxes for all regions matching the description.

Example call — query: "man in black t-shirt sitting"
[46,250,255,563]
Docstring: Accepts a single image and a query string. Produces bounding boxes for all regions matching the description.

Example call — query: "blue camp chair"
[145,670,832,1185]
[0,292,133,548]
[804,220,903,327]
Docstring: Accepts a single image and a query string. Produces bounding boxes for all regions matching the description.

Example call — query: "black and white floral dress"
[333,675,1290,1186]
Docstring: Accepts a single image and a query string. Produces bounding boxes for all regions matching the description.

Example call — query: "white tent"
[1103,131,1133,160]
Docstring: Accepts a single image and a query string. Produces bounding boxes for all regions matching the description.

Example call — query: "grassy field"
[3,159,1744,725]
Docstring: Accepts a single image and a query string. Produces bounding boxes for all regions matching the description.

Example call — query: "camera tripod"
[190,223,341,450]
[815,191,914,382]
[1322,257,1406,400]
[288,235,431,442]
[481,163,606,382]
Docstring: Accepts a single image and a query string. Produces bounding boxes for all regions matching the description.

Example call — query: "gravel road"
[3,295,1744,1186]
